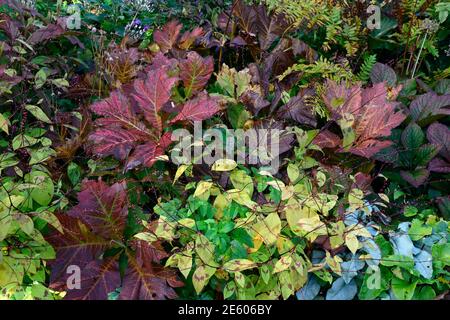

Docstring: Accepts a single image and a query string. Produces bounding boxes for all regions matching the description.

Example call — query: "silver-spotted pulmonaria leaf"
[341,255,365,284]
[413,249,433,279]
[325,277,357,300]
[296,275,320,300]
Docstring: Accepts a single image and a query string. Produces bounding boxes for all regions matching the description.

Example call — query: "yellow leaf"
[234,271,245,287]
[134,232,157,243]
[173,164,189,184]
[194,181,213,200]
[274,255,293,273]
[230,169,253,197]
[252,212,281,245]
[0,113,9,135]
[212,159,237,172]
[178,218,196,229]
[345,233,359,254]
[223,259,257,272]
[192,265,216,294]
[213,193,229,219]
[195,234,219,267]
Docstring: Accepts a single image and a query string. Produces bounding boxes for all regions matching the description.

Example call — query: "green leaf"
[12,134,38,150]
[24,171,54,206]
[408,219,432,241]
[34,68,48,89]
[0,209,12,241]
[25,105,52,124]
[391,277,417,300]
[403,206,418,217]
[67,162,81,186]
[401,123,424,150]
[28,147,57,165]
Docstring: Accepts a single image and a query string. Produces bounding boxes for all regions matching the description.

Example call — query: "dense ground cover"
[0,0,449,300]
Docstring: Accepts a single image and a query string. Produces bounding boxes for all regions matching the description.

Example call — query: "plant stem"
[411,30,428,79]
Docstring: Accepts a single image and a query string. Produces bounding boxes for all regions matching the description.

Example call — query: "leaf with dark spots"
[179,52,214,97]
[427,122,450,161]
[153,20,182,53]
[170,94,220,124]
[400,169,429,188]
[63,259,121,300]
[67,180,128,239]
[131,67,179,135]
[46,215,111,290]
[240,90,270,116]
[277,90,317,127]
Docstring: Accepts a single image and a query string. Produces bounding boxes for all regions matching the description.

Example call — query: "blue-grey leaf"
[413,249,433,279]
[390,233,414,258]
[311,250,326,264]
[326,278,357,300]
[341,255,365,284]
[296,275,320,300]
[361,238,381,267]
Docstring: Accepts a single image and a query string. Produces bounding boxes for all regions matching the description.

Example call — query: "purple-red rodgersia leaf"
[119,241,182,300]
[89,91,150,160]
[179,52,214,97]
[427,122,450,162]
[322,80,406,158]
[170,94,220,124]
[63,259,121,300]
[233,0,258,36]
[68,180,128,239]
[277,89,317,127]
[132,67,179,135]
[178,27,204,50]
[410,92,450,124]
[46,215,112,293]
[153,20,182,53]
[312,130,341,149]
[400,168,430,188]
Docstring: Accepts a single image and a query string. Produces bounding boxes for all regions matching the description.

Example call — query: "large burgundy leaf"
[179,52,214,97]
[153,20,182,53]
[89,128,140,160]
[255,5,288,50]
[427,122,450,162]
[28,22,65,45]
[170,94,220,124]
[64,259,121,300]
[277,89,317,127]
[410,93,450,123]
[429,158,450,173]
[119,241,181,300]
[323,80,406,158]
[132,67,179,135]
[68,180,128,239]
[240,90,270,116]
[125,141,165,171]
[46,215,111,290]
